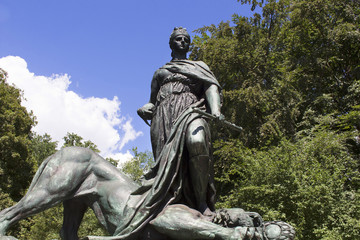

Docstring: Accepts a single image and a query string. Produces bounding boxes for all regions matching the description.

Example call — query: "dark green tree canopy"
[191,0,360,148]
[190,0,360,239]
[0,68,36,200]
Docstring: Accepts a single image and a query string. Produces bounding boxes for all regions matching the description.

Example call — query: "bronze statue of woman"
[0,28,295,240]
[138,26,222,217]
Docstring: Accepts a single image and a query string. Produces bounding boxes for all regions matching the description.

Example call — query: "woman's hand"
[137,103,155,121]
[212,111,225,121]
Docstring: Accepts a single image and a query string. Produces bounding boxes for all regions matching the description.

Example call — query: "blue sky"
[0,0,254,163]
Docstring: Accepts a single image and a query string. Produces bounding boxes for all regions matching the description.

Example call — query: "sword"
[192,108,243,132]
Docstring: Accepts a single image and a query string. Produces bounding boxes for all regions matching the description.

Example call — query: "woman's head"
[169,27,191,53]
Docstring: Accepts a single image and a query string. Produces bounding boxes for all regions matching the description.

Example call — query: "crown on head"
[169,27,190,43]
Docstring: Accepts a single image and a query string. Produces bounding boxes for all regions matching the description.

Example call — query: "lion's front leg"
[0,147,94,236]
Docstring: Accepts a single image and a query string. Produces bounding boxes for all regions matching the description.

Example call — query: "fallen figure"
[0,147,295,240]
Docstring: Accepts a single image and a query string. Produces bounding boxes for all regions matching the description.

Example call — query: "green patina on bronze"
[0,27,295,240]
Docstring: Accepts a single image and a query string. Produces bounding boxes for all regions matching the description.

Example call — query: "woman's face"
[171,35,190,53]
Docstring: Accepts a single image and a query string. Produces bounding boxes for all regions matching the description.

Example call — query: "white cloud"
[107,150,134,167]
[0,56,142,162]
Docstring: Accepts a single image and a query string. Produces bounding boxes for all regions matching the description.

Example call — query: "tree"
[190,0,360,239]
[0,69,39,237]
[16,204,108,240]
[121,147,154,183]
[63,132,100,152]
[29,133,58,167]
[0,68,36,201]
[213,121,360,239]
[191,0,360,148]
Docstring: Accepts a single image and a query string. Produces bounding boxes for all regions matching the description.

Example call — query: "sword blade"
[192,108,243,132]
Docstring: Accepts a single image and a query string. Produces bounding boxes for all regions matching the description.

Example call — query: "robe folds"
[102,60,221,239]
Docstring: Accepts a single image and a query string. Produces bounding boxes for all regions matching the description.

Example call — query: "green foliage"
[237,0,265,11]
[77,210,108,237]
[121,147,154,183]
[191,0,360,148]
[17,205,108,239]
[15,205,63,240]
[191,0,360,239]
[0,69,46,238]
[0,68,36,201]
[30,133,58,167]
[7,133,59,238]
[63,132,100,152]
[106,157,119,167]
[214,123,359,239]
[338,105,360,131]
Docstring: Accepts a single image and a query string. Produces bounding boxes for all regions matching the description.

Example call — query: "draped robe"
[109,60,221,239]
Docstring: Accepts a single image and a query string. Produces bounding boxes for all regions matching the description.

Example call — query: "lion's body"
[0,147,293,240]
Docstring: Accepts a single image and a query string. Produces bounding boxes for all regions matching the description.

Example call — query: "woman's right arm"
[137,70,160,121]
